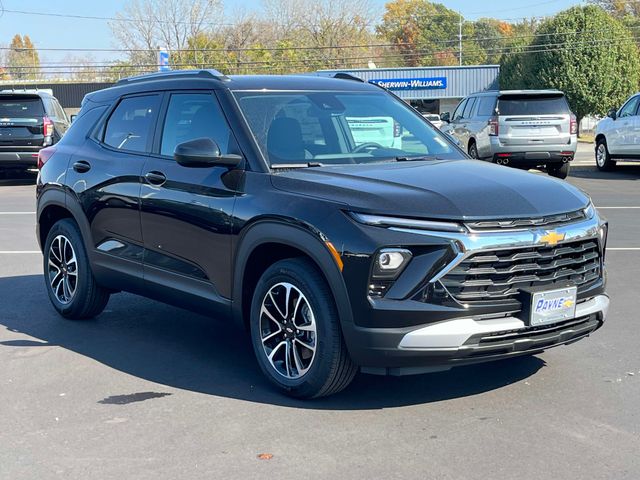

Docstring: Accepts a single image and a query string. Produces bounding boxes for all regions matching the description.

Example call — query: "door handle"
[72,160,91,173]
[145,171,167,186]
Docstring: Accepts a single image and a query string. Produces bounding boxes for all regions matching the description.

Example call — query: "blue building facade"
[319,65,500,114]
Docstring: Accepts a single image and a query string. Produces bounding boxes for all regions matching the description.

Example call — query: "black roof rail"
[310,71,365,83]
[116,69,229,85]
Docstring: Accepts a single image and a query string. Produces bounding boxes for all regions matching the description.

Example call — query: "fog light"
[378,251,406,270]
[372,248,412,280]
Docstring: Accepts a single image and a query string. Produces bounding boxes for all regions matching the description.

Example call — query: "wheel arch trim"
[232,219,354,330]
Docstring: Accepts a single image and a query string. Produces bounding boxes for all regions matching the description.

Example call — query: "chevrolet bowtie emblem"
[538,230,565,246]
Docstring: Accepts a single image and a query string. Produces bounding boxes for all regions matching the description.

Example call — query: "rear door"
[0,94,46,151]
[496,93,571,147]
[66,93,161,291]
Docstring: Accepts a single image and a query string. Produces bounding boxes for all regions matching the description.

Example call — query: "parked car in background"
[347,116,403,149]
[441,90,577,179]
[594,92,640,171]
[0,89,69,172]
[422,113,444,130]
[37,70,608,398]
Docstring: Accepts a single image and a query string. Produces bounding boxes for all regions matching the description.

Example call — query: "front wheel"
[547,162,570,179]
[43,219,110,319]
[596,138,616,171]
[249,258,357,398]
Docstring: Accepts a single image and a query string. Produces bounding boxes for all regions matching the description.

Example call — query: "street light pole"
[459,12,463,66]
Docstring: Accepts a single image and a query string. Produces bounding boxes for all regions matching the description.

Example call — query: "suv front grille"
[441,239,601,304]
[464,209,585,231]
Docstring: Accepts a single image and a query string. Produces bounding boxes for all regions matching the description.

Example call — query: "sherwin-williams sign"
[369,77,447,90]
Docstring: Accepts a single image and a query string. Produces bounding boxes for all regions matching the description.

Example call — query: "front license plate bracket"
[517,285,578,327]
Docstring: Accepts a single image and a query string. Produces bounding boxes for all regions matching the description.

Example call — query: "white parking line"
[0,212,36,215]
[0,251,40,254]
[608,248,640,251]
[597,206,640,209]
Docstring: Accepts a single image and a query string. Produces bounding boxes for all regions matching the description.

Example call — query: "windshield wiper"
[271,162,324,169]
[394,155,446,162]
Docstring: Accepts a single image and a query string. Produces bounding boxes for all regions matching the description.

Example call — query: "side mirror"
[70,114,77,123]
[440,112,450,123]
[607,108,617,120]
[174,138,242,168]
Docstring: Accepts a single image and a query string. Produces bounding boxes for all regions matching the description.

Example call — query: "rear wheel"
[44,219,110,319]
[596,138,616,171]
[547,162,570,179]
[249,258,357,398]
[468,141,479,159]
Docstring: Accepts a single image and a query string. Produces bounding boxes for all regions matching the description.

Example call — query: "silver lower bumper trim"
[398,294,609,350]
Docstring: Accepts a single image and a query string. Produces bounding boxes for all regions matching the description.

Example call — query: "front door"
[140,91,240,308]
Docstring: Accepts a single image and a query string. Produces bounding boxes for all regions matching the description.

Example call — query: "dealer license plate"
[529,286,577,326]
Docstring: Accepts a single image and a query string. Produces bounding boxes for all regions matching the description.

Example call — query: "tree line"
[2,0,639,120]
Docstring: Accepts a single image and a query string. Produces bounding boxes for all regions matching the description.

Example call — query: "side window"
[452,99,468,121]
[103,95,160,153]
[462,97,477,119]
[54,100,68,122]
[279,101,326,146]
[160,93,233,157]
[619,96,640,118]
[476,96,497,117]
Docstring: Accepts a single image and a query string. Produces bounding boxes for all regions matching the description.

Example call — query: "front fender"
[232,219,354,332]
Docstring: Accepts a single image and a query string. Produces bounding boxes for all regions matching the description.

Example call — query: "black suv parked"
[0,89,69,171]
[36,70,609,398]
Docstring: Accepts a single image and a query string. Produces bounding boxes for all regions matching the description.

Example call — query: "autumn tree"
[6,34,40,80]
[502,6,640,127]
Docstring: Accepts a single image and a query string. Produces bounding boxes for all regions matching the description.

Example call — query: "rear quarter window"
[498,95,570,115]
[476,96,497,117]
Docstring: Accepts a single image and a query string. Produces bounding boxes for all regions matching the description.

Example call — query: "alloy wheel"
[596,143,606,167]
[259,282,317,379]
[48,235,78,304]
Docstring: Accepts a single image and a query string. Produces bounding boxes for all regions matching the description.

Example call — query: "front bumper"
[349,295,608,375]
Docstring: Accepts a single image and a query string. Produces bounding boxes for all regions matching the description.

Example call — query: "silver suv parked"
[441,90,578,179]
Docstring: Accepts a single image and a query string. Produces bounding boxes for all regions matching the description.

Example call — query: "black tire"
[43,218,110,320]
[547,162,570,179]
[468,141,479,159]
[595,138,616,171]
[249,258,357,398]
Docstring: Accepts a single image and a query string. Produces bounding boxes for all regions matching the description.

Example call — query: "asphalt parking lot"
[1,159,639,479]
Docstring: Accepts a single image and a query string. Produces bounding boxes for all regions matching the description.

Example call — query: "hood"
[271,159,589,220]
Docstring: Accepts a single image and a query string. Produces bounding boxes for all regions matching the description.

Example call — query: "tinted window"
[618,96,639,118]
[476,96,497,116]
[0,96,45,118]
[103,95,160,153]
[160,93,232,157]
[462,97,476,118]
[498,95,570,115]
[235,91,463,165]
[452,99,467,121]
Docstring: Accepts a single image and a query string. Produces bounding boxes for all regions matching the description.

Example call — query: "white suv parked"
[595,92,640,171]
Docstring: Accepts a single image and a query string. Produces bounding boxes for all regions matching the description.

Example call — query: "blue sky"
[0,0,582,65]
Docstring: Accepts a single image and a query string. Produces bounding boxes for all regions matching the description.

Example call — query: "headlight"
[599,222,608,261]
[583,202,596,220]
[349,212,466,233]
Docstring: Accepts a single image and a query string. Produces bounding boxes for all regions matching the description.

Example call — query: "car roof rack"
[311,71,365,83]
[0,87,54,95]
[116,69,229,85]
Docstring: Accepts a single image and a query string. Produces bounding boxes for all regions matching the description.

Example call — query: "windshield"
[233,91,463,167]
[497,94,570,116]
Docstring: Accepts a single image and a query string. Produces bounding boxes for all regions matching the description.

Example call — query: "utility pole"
[459,12,463,66]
